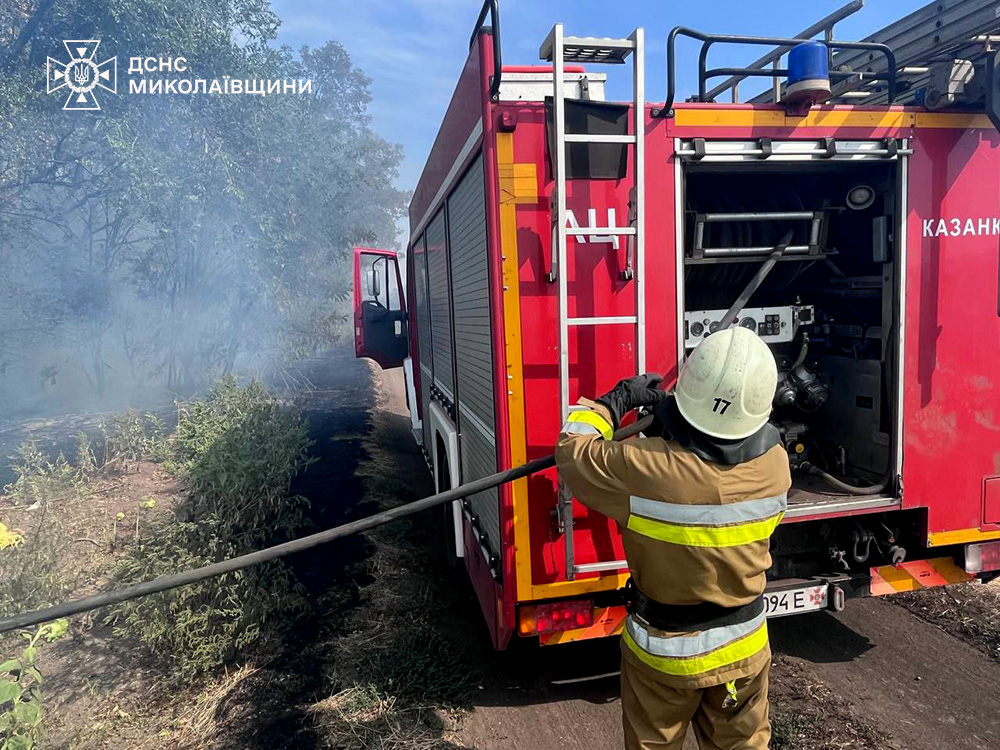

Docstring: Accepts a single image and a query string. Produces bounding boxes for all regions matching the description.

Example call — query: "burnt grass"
[197,350,480,750]
[195,350,379,750]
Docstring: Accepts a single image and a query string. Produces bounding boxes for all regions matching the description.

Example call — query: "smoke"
[0,0,407,420]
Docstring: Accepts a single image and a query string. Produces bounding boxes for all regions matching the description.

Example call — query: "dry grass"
[308,685,454,750]
[312,513,475,750]
[328,521,476,701]
[894,579,1000,661]
[162,664,262,748]
[302,370,477,749]
[0,455,180,637]
[769,654,896,750]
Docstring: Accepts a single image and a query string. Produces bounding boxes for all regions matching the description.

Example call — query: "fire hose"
[0,416,653,635]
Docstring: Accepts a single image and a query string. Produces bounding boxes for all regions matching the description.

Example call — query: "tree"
[0,0,406,411]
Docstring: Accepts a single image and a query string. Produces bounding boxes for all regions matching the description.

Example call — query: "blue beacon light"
[785,41,831,108]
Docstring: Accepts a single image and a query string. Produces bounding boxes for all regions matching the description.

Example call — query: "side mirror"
[367,268,381,299]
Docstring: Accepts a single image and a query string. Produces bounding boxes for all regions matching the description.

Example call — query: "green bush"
[172,377,313,542]
[107,518,306,677]
[99,411,168,472]
[0,521,70,621]
[107,377,314,678]
[0,620,68,750]
[142,413,171,464]
[3,441,79,509]
[74,432,98,480]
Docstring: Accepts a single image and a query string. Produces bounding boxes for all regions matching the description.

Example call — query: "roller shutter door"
[426,211,454,400]
[447,155,500,550]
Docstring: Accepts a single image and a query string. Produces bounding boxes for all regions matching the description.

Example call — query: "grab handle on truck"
[652,26,897,117]
[470,0,502,101]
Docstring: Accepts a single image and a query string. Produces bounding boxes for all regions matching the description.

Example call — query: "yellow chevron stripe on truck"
[870,557,973,596]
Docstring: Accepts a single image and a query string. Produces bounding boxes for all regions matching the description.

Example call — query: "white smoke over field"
[0,0,407,419]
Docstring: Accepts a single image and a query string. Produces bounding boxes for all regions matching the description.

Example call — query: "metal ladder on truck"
[539,25,645,580]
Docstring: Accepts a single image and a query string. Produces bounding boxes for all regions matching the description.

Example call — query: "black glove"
[596,373,667,429]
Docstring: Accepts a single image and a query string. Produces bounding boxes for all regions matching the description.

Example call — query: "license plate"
[763,583,829,618]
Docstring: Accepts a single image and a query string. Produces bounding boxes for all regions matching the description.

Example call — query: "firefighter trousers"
[620,656,770,750]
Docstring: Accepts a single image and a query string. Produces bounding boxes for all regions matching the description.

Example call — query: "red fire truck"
[354,0,1000,649]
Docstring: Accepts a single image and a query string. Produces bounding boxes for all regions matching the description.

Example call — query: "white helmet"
[675,327,777,440]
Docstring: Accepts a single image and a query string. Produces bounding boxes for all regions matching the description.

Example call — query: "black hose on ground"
[0,415,654,635]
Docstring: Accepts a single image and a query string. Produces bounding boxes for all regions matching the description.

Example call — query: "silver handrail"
[703,0,864,103]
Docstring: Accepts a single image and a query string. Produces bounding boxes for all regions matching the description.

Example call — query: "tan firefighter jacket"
[555,399,791,689]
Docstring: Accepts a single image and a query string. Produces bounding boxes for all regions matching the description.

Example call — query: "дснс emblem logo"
[47,40,117,111]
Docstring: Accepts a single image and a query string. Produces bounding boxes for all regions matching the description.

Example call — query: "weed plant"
[107,378,314,677]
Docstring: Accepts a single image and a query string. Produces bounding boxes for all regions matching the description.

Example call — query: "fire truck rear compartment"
[681,159,900,510]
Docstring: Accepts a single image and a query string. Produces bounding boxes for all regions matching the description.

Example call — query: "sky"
[269,0,929,204]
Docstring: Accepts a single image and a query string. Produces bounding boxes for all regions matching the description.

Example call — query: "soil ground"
[894,579,1000,663]
[449,546,1000,750]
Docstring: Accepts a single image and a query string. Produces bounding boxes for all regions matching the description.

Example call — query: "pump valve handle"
[717,229,794,331]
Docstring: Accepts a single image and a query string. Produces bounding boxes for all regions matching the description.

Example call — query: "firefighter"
[555,326,789,750]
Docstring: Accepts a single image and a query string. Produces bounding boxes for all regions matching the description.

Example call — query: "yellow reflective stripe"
[626,513,784,548]
[622,621,768,676]
[564,410,613,440]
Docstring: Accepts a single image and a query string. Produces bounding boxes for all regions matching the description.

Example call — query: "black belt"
[623,579,764,632]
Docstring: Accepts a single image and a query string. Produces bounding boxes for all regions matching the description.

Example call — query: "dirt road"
[456,600,1000,750]
[366,368,1000,750]
[771,599,1000,750]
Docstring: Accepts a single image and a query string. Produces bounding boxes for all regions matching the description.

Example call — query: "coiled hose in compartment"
[800,462,889,495]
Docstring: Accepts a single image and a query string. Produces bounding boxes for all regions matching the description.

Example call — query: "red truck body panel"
[904,125,1000,542]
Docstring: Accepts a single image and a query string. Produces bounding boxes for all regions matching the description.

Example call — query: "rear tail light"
[964,541,1000,574]
[518,599,593,636]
